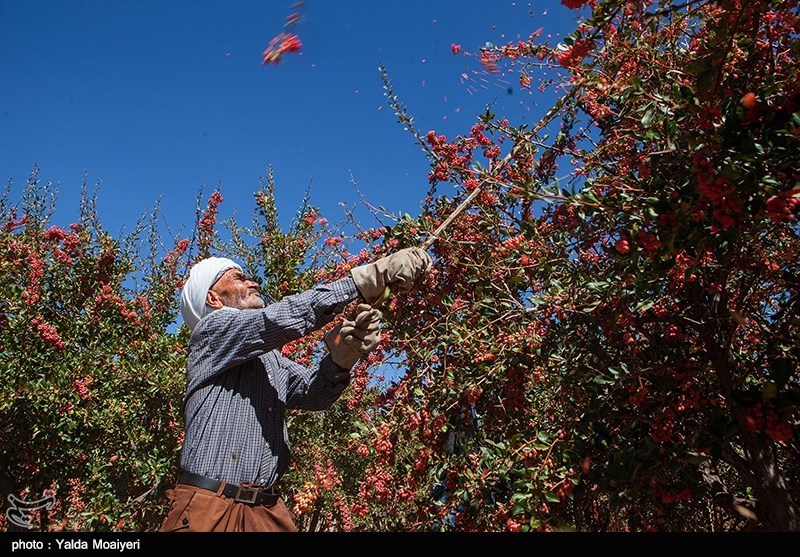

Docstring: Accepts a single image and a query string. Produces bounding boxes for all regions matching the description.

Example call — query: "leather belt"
[178,471,280,506]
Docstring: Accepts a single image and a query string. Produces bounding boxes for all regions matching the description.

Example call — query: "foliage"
[346,0,800,531]
[0,168,189,530]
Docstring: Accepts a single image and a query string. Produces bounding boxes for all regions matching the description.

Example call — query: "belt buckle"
[234,484,260,504]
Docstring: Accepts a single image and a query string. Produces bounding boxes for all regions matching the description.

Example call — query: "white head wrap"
[180,256,242,331]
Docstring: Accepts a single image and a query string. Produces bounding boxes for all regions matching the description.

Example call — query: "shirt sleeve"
[281,353,351,411]
[185,277,360,396]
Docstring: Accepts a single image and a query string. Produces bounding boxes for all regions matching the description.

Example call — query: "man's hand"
[324,304,382,370]
[350,247,433,304]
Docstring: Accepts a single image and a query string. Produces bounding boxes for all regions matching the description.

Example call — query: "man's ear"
[206,289,224,310]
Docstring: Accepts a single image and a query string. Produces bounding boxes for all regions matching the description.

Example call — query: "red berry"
[741,92,756,109]
[615,238,630,254]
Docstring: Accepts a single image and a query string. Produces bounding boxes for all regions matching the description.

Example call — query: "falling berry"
[262,33,303,65]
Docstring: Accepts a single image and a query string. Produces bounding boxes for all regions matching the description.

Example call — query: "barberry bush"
[0,168,190,530]
[330,0,799,531]
[0,166,378,531]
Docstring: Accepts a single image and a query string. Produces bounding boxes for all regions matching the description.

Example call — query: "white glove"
[324,304,382,370]
[350,247,433,303]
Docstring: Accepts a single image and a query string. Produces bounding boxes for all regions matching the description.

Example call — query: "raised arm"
[282,354,351,411]
[284,303,383,410]
[185,277,359,395]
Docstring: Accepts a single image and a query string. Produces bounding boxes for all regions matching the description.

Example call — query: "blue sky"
[0,0,581,240]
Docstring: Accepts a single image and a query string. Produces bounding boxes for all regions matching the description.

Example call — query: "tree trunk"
[740,438,799,531]
[707,343,799,531]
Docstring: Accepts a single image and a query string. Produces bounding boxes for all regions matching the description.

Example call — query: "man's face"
[206,268,265,311]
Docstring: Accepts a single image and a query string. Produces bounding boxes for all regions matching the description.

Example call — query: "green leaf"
[512,503,526,516]
[641,108,655,128]
[537,431,552,443]
[581,300,602,313]
[544,491,561,503]
[627,76,643,89]
[512,492,532,503]
[586,281,609,291]
[762,381,778,402]
[484,439,506,451]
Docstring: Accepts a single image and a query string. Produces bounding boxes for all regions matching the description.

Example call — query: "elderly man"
[159,248,431,532]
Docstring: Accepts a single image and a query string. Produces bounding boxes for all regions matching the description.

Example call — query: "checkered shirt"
[180,277,359,487]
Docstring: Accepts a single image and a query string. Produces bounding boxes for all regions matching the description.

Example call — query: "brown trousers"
[159,483,297,532]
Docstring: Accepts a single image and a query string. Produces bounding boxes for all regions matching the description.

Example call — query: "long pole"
[420,181,487,250]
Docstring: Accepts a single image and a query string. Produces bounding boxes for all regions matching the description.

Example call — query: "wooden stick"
[420,182,487,250]
[419,92,571,251]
